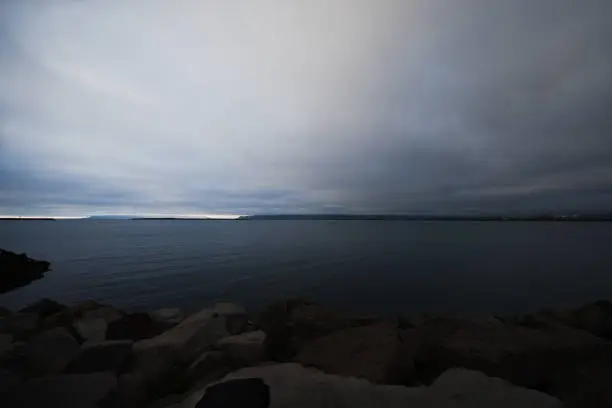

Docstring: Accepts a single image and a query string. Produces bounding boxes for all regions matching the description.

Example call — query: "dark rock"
[129,345,191,400]
[293,323,411,384]
[113,372,149,408]
[572,300,612,340]
[65,340,133,373]
[0,249,51,294]
[5,371,117,408]
[72,300,106,316]
[0,333,13,361]
[195,378,270,408]
[217,331,266,368]
[350,314,383,328]
[177,317,229,364]
[188,351,229,383]
[150,308,184,331]
[42,308,76,330]
[107,313,160,341]
[25,327,80,376]
[75,317,108,342]
[0,306,12,318]
[225,314,248,335]
[257,299,350,361]
[19,298,67,319]
[414,317,612,394]
[0,368,22,395]
[0,312,40,339]
[81,305,124,323]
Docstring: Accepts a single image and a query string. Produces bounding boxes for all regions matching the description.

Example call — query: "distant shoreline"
[2,215,611,221]
[238,214,612,221]
[0,218,56,221]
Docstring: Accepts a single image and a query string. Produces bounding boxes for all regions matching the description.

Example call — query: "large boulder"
[427,368,562,408]
[25,327,80,376]
[41,301,122,339]
[176,316,229,364]
[293,323,411,384]
[75,317,108,342]
[107,313,160,341]
[571,300,612,340]
[217,330,266,368]
[187,351,230,384]
[412,316,612,392]
[65,340,133,373]
[0,249,51,294]
[5,371,117,408]
[19,298,67,319]
[0,312,40,339]
[133,304,239,360]
[150,308,185,331]
[179,363,561,408]
[257,299,350,360]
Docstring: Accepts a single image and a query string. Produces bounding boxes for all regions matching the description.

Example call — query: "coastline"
[1,297,611,407]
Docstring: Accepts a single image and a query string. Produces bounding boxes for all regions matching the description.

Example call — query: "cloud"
[1,0,611,215]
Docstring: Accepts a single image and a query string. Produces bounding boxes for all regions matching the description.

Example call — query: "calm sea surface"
[1,220,611,315]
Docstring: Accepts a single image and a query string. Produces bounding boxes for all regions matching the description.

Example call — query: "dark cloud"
[1,1,611,216]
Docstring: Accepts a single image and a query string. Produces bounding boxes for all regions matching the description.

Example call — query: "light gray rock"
[65,340,133,373]
[0,313,39,338]
[134,308,215,353]
[150,308,185,330]
[75,317,107,342]
[25,327,80,376]
[5,371,117,408]
[179,363,561,408]
[134,307,229,365]
[217,330,266,367]
[177,317,229,364]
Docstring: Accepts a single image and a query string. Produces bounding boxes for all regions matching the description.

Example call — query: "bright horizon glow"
[0,214,243,219]
[0,215,86,219]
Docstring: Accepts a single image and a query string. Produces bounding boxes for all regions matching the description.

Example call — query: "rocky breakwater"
[0,298,611,407]
[0,249,51,294]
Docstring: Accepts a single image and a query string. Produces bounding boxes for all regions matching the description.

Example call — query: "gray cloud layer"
[1,0,611,216]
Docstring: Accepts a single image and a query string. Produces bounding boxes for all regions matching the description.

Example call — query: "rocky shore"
[0,249,51,294]
[1,298,611,407]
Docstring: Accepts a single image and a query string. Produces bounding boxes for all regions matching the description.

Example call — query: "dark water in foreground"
[1,220,611,316]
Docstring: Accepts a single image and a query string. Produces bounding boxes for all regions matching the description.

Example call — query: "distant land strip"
[238,214,612,221]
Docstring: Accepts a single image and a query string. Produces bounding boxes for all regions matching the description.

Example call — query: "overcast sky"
[1,0,611,216]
